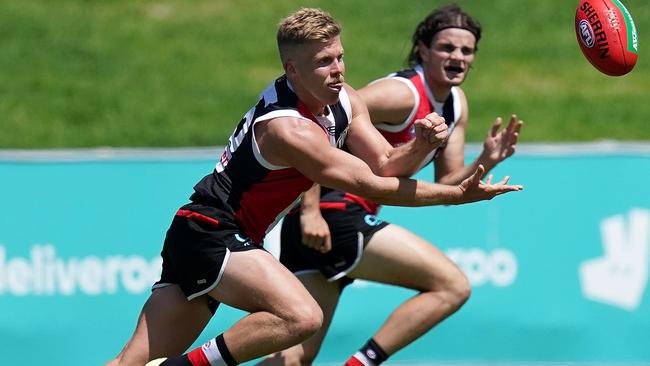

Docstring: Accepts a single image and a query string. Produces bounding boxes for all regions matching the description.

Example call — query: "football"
[575,0,638,76]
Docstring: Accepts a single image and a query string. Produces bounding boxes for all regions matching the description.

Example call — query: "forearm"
[437,153,498,185]
[362,177,464,207]
[321,165,462,207]
[375,140,433,177]
[301,184,322,215]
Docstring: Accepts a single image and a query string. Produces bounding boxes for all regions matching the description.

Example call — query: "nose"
[450,48,464,60]
[331,58,344,75]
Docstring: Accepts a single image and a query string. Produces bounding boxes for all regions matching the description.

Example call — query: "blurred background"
[2,0,649,147]
[1,1,649,365]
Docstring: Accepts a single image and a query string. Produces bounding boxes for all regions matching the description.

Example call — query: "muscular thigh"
[349,224,464,291]
[208,249,317,316]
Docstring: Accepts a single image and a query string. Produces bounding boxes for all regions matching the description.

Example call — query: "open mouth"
[445,65,465,74]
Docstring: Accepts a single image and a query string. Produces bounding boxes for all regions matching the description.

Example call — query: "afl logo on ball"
[578,19,595,48]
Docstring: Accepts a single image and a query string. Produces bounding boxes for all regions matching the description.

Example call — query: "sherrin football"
[575,0,638,76]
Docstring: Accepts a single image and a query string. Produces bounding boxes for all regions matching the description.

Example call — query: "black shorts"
[279,202,389,289]
[153,202,261,301]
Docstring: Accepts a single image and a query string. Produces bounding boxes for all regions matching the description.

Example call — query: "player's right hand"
[300,211,332,253]
[456,165,524,204]
[414,112,448,148]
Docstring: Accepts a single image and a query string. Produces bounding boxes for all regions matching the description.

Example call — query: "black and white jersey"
[192,75,352,244]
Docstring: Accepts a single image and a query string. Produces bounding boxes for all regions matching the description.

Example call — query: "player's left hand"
[482,114,523,164]
[414,112,448,148]
[300,211,332,253]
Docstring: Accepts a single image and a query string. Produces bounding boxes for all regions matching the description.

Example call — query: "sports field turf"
[1,0,649,148]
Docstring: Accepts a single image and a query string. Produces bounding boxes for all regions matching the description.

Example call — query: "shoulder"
[260,116,320,142]
[256,116,327,164]
[358,78,417,125]
[359,77,414,102]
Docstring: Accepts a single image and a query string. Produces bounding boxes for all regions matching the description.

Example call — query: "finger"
[509,116,524,135]
[303,236,320,249]
[512,131,520,142]
[414,122,433,143]
[430,114,445,126]
[472,165,486,184]
[498,175,511,185]
[490,117,503,137]
[434,122,448,132]
[515,119,524,133]
[434,131,448,141]
[426,112,441,122]
[417,118,433,129]
[506,114,517,130]
[485,174,493,184]
[429,131,438,144]
[302,237,314,249]
[498,184,524,192]
[320,235,332,253]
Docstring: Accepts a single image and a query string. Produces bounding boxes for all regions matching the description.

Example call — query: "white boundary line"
[0,142,650,162]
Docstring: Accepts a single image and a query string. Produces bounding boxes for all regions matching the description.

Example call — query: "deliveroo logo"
[579,209,650,311]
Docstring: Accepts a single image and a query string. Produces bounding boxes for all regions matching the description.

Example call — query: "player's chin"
[322,90,341,105]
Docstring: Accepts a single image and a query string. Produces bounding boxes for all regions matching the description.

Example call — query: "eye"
[462,47,475,56]
[440,44,455,53]
[317,57,332,66]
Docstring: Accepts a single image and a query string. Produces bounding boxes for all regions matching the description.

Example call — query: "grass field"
[1,0,649,148]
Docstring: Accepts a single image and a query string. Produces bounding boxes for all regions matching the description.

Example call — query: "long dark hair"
[406,4,482,66]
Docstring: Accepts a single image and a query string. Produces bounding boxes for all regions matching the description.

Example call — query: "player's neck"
[286,77,328,116]
[421,71,452,102]
[429,81,452,103]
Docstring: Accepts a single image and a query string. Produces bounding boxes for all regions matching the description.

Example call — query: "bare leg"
[348,224,471,355]
[206,249,324,362]
[105,285,213,366]
[256,271,341,366]
[106,249,323,366]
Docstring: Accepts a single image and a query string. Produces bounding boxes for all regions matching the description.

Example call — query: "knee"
[443,270,472,309]
[285,300,323,341]
[424,267,471,311]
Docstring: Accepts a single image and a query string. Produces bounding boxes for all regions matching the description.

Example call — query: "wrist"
[477,151,498,171]
[452,184,466,205]
[300,208,322,218]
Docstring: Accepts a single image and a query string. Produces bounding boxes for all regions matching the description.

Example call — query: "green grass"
[1,0,649,148]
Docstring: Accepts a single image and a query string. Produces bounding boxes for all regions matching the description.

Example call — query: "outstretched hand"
[457,165,523,204]
[483,114,523,165]
[414,112,448,148]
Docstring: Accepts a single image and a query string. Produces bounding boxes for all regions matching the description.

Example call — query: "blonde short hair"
[277,8,341,62]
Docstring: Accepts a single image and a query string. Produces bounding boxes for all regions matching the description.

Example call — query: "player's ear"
[284,59,297,76]
[418,41,430,63]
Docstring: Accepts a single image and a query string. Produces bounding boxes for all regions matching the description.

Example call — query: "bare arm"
[358,78,416,125]
[435,87,476,184]
[436,114,524,184]
[299,184,332,253]
[256,116,522,207]
[344,84,448,178]
[435,88,524,185]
